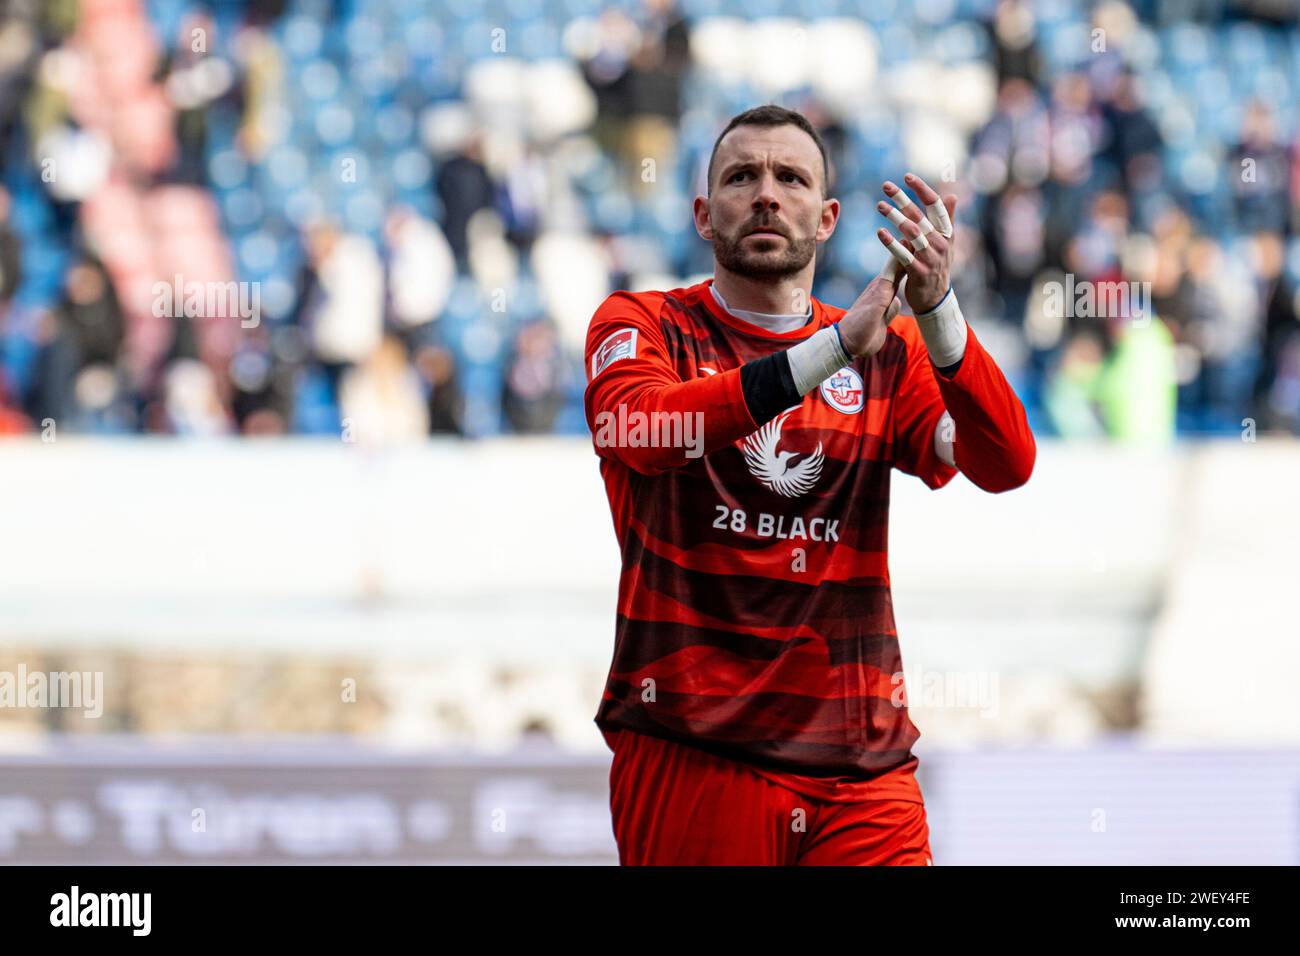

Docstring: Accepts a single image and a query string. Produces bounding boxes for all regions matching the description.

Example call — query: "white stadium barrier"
[0,436,1297,747]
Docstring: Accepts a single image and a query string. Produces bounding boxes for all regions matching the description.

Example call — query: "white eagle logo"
[742,408,823,498]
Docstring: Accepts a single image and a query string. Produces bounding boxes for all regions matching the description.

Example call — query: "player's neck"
[710,268,813,317]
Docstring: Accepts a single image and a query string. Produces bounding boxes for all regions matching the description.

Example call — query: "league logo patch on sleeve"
[591,327,638,378]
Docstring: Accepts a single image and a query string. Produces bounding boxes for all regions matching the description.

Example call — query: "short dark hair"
[706,104,831,199]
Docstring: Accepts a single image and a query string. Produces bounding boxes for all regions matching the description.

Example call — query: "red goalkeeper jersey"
[583,277,1034,803]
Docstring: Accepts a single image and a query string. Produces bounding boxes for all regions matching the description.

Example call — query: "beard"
[713,221,817,280]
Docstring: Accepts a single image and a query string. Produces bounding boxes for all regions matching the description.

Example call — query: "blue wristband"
[831,322,850,363]
[916,285,953,317]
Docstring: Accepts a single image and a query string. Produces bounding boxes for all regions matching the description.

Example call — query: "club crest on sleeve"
[820,366,864,414]
[591,327,638,378]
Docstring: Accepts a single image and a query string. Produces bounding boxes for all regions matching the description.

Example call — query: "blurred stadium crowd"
[0,0,1298,442]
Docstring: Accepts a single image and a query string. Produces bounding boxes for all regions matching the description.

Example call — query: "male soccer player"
[583,105,1035,865]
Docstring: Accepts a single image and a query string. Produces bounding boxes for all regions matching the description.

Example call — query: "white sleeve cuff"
[914,287,968,368]
[787,325,851,396]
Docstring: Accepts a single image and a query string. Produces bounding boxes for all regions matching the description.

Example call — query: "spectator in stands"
[160,358,230,435]
[974,77,1051,193]
[1094,311,1178,445]
[502,319,566,434]
[0,8,39,176]
[1228,101,1294,236]
[1250,231,1300,432]
[641,0,690,75]
[414,342,465,437]
[1098,69,1163,210]
[0,186,21,303]
[1044,71,1102,266]
[339,334,429,445]
[1176,237,1261,430]
[989,182,1049,326]
[157,11,233,186]
[434,130,496,268]
[1045,330,1106,439]
[292,220,384,410]
[988,0,1042,86]
[497,145,546,258]
[58,257,123,368]
[26,256,123,428]
[383,205,455,347]
[619,0,690,198]
[229,335,293,436]
[578,8,641,165]
[1063,190,1132,340]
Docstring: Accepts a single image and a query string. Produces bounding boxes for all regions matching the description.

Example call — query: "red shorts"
[605,728,933,866]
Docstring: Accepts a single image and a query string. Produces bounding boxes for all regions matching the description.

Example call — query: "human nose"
[752,170,780,212]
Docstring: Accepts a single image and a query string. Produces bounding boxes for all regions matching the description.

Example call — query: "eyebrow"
[719,159,815,182]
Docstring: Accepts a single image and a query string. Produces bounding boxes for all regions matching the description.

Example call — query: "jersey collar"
[699,277,828,341]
